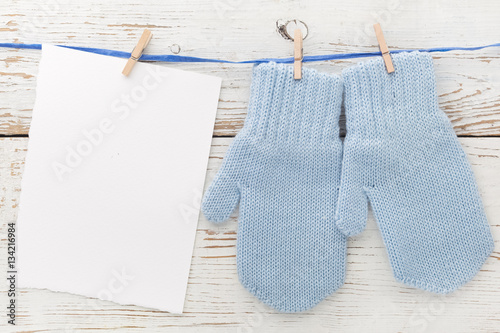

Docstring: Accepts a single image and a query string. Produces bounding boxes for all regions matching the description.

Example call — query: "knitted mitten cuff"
[342,51,445,138]
[242,62,343,146]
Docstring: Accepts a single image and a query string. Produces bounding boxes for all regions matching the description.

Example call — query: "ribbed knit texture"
[202,62,346,312]
[337,51,494,293]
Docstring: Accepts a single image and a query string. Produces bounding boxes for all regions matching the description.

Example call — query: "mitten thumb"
[335,164,368,237]
[202,172,240,223]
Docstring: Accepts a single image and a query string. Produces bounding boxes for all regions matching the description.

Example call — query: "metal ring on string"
[277,19,309,41]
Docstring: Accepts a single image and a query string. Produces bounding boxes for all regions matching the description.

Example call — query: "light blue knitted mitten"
[337,51,494,293]
[202,62,346,312]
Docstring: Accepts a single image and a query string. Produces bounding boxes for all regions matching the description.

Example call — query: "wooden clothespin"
[373,23,394,73]
[122,29,153,76]
[294,29,303,80]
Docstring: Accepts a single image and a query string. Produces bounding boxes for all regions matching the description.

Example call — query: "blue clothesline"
[1,42,499,64]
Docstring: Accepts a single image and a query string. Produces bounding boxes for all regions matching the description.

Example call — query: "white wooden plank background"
[1,0,500,332]
[1,138,500,332]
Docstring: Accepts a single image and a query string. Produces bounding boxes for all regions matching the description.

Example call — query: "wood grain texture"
[1,137,499,332]
[0,0,499,136]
